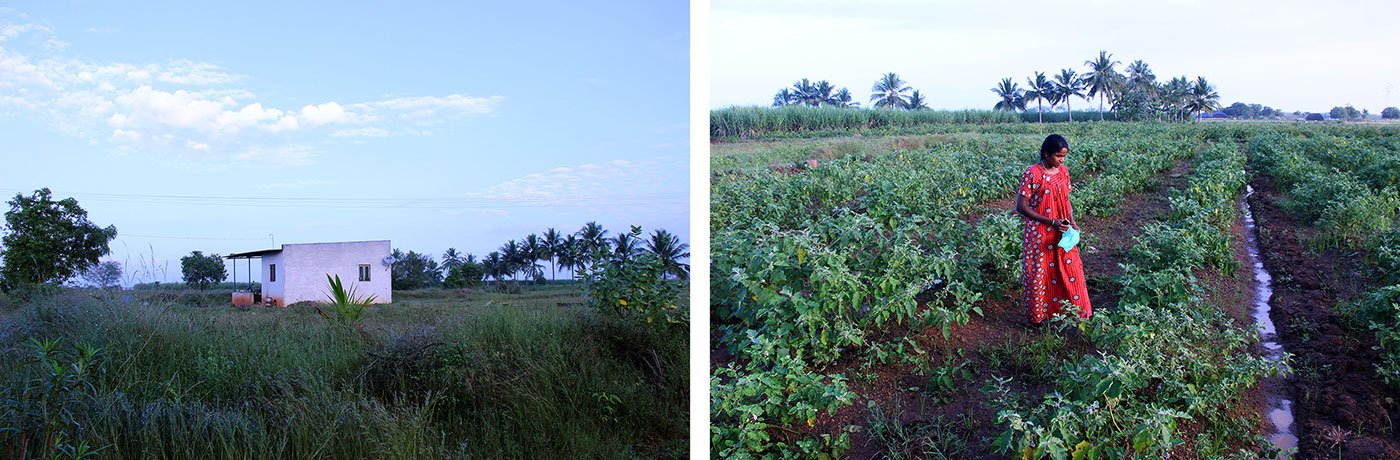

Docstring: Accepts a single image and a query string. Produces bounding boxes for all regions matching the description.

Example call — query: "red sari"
[1018,163,1092,323]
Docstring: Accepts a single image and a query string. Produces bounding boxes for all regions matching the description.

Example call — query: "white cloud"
[369,94,504,117]
[110,128,140,142]
[0,13,505,165]
[332,127,390,138]
[466,159,686,210]
[233,145,313,166]
[155,59,236,85]
[299,101,361,125]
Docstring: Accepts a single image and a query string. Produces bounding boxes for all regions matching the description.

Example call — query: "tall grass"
[0,285,687,458]
[711,105,1021,139]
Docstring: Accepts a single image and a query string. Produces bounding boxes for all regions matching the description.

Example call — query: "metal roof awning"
[226,248,282,259]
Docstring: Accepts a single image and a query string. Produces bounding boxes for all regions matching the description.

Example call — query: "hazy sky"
[0,2,688,285]
[711,0,1400,113]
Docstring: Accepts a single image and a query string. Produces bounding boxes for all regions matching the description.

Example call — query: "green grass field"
[1,283,687,459]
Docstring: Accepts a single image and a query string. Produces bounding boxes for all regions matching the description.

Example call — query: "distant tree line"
[390,222,689,291]
[990,51,1221,122]
[772,73,930,110]
[767,51,1234,122]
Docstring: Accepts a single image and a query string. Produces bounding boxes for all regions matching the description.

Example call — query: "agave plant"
[323,273,376,323]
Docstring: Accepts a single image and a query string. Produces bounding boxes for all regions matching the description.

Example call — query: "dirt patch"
[1247,173,1400,458]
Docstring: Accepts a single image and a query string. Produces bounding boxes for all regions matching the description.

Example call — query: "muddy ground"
[1248,173,1400,459]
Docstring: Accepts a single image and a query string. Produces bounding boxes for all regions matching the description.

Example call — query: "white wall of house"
[261,253,285,306]
[278,240,392,305]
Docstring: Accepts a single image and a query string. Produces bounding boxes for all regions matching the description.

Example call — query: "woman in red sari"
[1016,134,1091,325]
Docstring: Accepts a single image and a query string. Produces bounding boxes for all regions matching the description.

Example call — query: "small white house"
[227,240,392,306]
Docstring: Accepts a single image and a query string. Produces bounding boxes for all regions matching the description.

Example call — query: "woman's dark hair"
[1040,134,1069,160]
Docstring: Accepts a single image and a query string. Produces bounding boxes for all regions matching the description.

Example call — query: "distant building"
[1305,113,1325,121]
[227,240,392,306]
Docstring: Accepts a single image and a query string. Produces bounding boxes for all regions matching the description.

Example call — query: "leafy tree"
[870,72,912,109]
[442,261,483,288]
[991,78,1025,112]
[1383,107,1399,119]
[1024,72,1052,123]
[1,188,118,290]
[390,249,441,290]
[645,229,690,280]
[180,251,227,290]
[78,260,123,289]
[1330,105,1362,120]
[1083,50,1121,121]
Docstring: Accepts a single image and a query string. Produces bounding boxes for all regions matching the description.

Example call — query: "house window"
[359,264,371,282]
[270,264,276,282]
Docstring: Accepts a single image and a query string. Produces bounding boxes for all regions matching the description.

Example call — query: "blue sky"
[0,2,689,285]
[712,0,1400,113]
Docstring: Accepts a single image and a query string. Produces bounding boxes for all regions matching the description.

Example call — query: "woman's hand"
[1053,219,1071,233]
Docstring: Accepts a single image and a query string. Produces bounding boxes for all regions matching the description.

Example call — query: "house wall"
[281,240,392,305]
[261,253,285,306]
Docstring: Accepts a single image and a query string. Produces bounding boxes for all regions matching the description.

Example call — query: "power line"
[121,233,270,241]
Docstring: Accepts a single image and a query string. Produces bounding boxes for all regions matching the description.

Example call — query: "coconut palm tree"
[870,72,912,109]
[522,234,547,284]
[991,78,1025,112]
[1025,72,1052,123]
[1186,76,1221,122]
[1158,76,1187,121]
[772,88,796,107]
[1125,60,1156,95]
[831,88,858,108]
[1054,69,1086,122]
[906,90,930,110]
[556,235,579,280]
[499,241,522,283]
[577,221,609,270]
[1083,51,1120,121]
[646,229,690,280]
[611,232,642,265]
[482,252,503,285]
[441,247,464,273]
[542,227,562,281]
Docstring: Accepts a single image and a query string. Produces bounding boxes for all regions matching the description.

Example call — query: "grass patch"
[0,285,686,458]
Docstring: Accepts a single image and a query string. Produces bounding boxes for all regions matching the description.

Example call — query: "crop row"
[1246,131,1400,386]
[991,141,1285,459]
[711,125,1209,457]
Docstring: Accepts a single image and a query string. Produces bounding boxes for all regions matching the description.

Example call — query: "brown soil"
[1247,173,1400,459]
